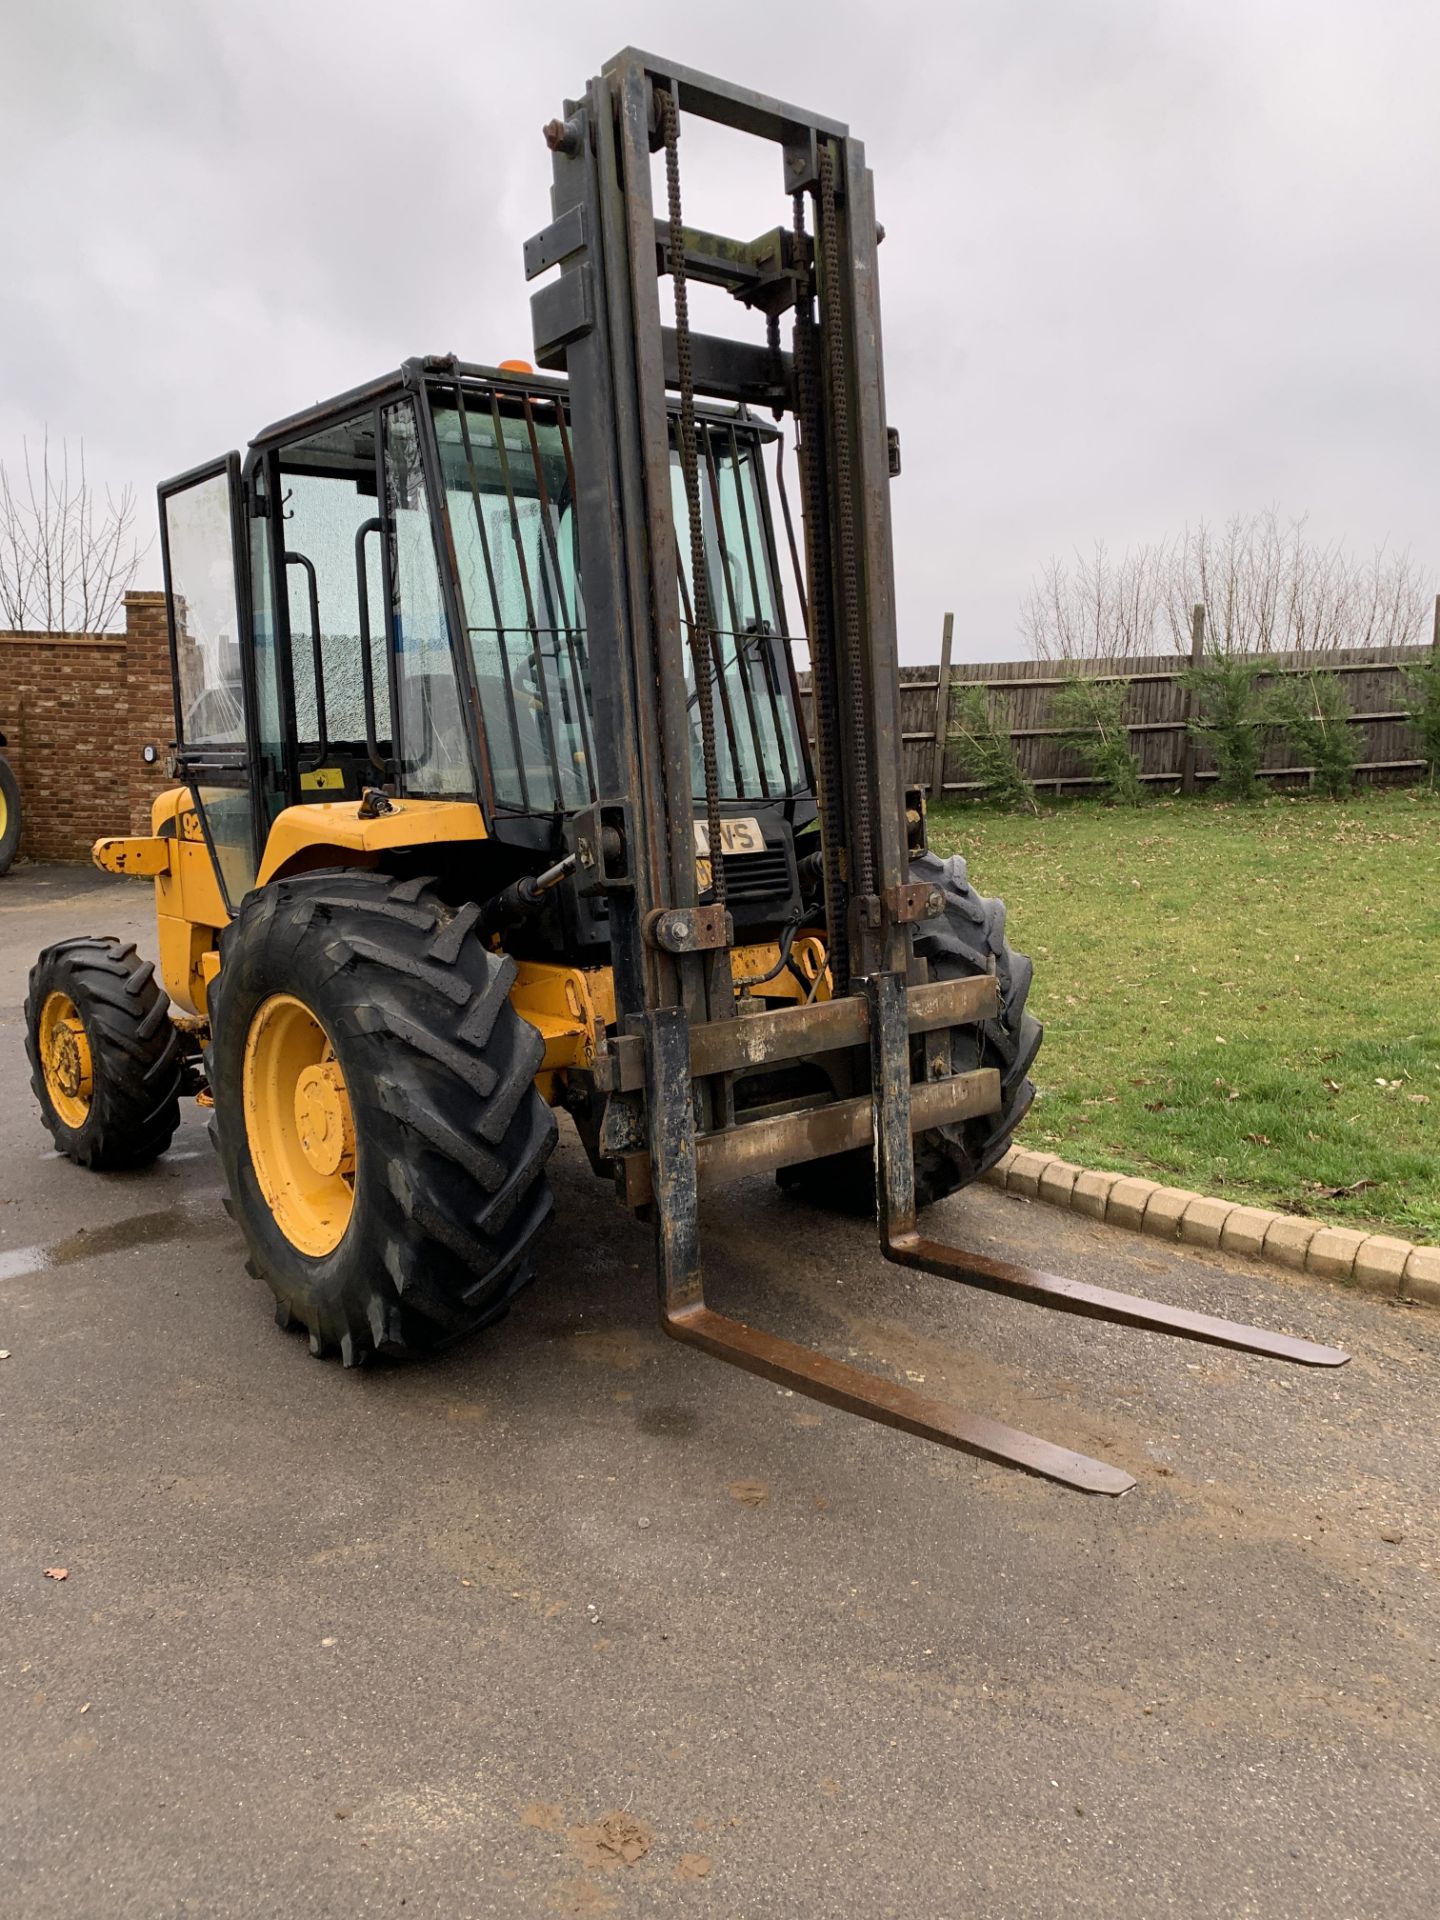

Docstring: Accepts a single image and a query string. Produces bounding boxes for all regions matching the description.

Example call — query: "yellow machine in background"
[0,733,21,875]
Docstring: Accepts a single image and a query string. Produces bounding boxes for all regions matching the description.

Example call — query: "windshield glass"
[431,391,590,812]
[430,386,806,811]
[668,425,806,801]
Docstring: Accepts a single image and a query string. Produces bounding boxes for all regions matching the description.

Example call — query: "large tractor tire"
[25,938,183,1169]
[0,752,21,875]
[206,870,557,1366]
[778,850,1041,1215]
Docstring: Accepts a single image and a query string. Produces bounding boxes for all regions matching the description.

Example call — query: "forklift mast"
[531,53,910,1025]
[525,51,1344,1494]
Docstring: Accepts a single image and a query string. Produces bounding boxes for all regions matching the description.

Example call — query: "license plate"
[694,816,765,858]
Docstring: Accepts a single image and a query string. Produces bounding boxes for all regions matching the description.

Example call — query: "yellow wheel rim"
[38,990,93,1128]
[242,993,356,1257]
[0,782,9,842]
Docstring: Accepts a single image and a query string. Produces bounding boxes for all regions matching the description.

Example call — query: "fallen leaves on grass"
[927,790,1440,1239]
[1305,1178,1379,1199]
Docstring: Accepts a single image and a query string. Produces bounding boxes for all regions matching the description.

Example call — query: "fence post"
[1179,602,1206,792]
[930,610,954,797]
[1432,592,1439,658]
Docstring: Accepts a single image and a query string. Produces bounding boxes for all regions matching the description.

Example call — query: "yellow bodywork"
[95,795,488,1018]
[512,958,616,1102]
[255,798,488,885]
[94,790,819,1099]
[97,791,230,1017]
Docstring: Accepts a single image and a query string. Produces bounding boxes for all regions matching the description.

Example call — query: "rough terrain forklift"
[23,51,1345,1493]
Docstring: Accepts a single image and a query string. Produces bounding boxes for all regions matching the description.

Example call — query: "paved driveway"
[2,865,1435,1918]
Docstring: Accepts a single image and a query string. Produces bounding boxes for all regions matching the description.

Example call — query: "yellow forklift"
[24,51,1345,1491]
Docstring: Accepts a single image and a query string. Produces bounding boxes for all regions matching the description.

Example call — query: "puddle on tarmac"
[0,1203,230,1283]
[637,1404,701,1438]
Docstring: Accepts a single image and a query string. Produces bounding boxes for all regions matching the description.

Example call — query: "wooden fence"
[800,620,1435,797]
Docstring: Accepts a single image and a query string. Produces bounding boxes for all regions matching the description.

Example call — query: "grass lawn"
[927,788,1440,1243]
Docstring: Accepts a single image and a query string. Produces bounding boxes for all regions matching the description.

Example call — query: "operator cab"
[157,355,815,945]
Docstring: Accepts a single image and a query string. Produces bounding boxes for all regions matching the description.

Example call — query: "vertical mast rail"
[661,87,730,905]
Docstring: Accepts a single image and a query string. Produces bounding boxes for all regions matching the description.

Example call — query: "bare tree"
[1165,512,1286,654]
[1349,542,1430,652]
[0,432,147,633]
[1024,509,1432,662]
[1021,537,1170,661]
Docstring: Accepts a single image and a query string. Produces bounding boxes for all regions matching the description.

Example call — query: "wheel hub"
[294,1061,355,1178]
[50,1020,90,1100]
[39,991,93,1126]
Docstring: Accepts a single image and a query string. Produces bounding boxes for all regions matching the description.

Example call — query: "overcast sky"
[2,0,1435,661]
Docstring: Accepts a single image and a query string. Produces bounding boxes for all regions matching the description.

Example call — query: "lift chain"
[790,188,851,992]
[816,137,876,905]
[772,435,808,631]
[766,302,810,624]
[660,86,726,905]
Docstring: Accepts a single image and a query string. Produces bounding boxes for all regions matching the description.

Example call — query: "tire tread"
[24,935,182,1169]
[207,870,557,1365]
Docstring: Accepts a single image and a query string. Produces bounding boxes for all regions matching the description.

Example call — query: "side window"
[384,403,471,797]
[277,415,390,766]
[167,470,245,747]
[160,459,258,906]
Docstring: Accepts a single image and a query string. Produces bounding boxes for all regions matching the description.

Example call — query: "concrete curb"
[983,1149,1439,1308]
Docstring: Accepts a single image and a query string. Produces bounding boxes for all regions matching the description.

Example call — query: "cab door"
[158,453,262,909]
[248,400,473,819]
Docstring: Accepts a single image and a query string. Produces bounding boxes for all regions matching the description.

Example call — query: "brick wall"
[0,591,174,863]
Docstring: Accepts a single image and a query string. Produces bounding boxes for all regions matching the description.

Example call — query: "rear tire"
[0,755,21,874]
[25,938,183,1169]
[206,870,558,1366]
[778,850,1041,1214]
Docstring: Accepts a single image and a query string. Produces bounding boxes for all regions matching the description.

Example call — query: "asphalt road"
[1,864,1436,1920]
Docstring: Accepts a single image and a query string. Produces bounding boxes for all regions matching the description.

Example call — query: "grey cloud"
[1,0,1433,660]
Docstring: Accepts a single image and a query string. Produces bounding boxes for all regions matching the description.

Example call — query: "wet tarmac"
[2,864,1437,1919]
